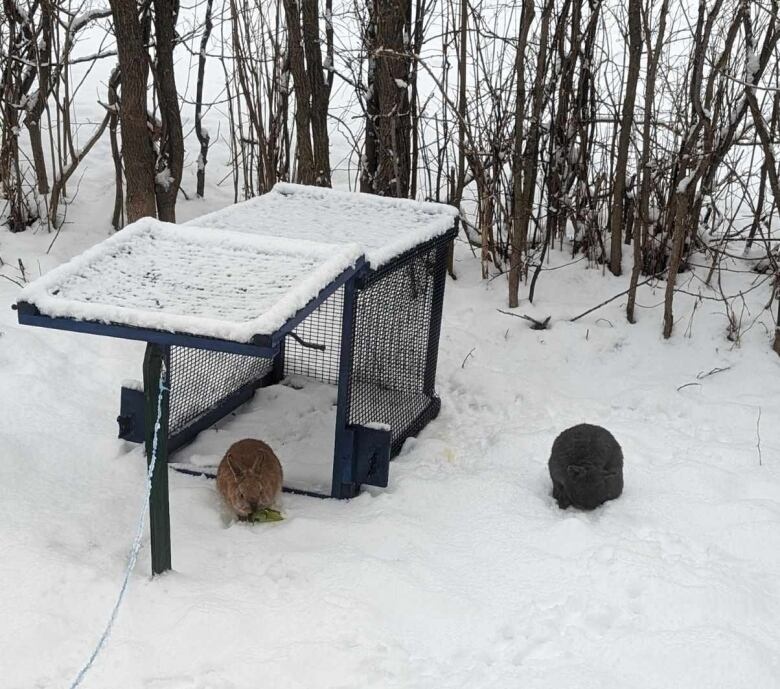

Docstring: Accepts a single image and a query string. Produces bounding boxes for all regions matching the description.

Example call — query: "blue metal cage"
[116,228,455,500]
[17,214,456,575]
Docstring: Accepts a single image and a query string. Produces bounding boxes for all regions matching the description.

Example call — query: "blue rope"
[68,374,168,689]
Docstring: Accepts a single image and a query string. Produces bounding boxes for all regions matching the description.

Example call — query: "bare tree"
[109,0,157,222]
[626,0,669,322]
[608,0,642,276]
[227,0,291,197]
[152,0,184,221]
[194,0,214,198]
[363,0,413,197]
[283,0,331,186]
[662,0,779,338]
[0,1,115,231]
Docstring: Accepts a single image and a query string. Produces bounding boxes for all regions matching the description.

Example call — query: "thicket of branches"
[2,0,780,349]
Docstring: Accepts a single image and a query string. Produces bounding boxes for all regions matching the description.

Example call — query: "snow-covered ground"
[3,4,780,685]
[3,189,780,686]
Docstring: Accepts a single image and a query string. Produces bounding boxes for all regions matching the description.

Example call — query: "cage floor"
[172,376,338,495]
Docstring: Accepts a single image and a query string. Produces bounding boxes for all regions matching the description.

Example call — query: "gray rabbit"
[548,424,623,510]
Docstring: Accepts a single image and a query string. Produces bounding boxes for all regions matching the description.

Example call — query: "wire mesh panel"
[124,227,453,489]
[347,235,450,455]
[167,346,274,437]
[284,287,343,384]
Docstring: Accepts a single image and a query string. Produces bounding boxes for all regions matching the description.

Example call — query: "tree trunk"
[371,0,411,197]
[194,0,214,198]
[108,68,124,229]
[109,0,157,222]
[302,0,331,186]
[360,3,379,192]
[25,3,52,197]
[662,191,693,338]
[284,0,316,185]
[153,0,183,222]
[627,0,668,322]
[508,0,536,308]
[609,0,642,276]
[407,0,424,198]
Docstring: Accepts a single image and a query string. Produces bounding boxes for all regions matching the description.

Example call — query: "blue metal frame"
[346,226,456,460]
[15,302,278,358]
[118,385,146,443]
[423,224,455,395]
[119,368,278,452]
[331,273,360,499]
[14,258,364,357]
[14,212,461,578]
[249,261,365,348]
[351,424,391,487]
[169,463,338,500]
[329,268,395,497]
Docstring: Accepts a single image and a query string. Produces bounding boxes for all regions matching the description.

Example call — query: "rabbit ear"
[567,465,585,479]
[226,454,242,480]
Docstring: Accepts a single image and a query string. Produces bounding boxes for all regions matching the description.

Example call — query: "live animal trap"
[14,183,458,574]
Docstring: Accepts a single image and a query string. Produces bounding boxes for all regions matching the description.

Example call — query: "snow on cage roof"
[188,183,459,269]
[17,218,363,343]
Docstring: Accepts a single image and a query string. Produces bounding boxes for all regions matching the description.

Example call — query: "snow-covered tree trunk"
[194,0,214,199]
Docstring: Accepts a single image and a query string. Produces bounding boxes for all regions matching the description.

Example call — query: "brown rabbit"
[216,438,283,518]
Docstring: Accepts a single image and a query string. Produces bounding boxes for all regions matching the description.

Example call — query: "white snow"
[676,173,694,194]
[173,376,339,494]
[154,167,174,191]
[70,7,111,34]
[17,218,363,342]
[5,231,780,689]
[189,182,459,269]
[3,9,780,689]
[747,49,761,80]
[121,378,143,392]
[364,421,392,431]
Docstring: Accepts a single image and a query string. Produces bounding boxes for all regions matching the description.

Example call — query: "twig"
[0,274,24,288]
[676,382,702,392]
[696,366,732,380]
[496,310,550,329]
[569,275,659,322]
[461,347,476,368]
[756,407,763,466]
[684,299,699,338]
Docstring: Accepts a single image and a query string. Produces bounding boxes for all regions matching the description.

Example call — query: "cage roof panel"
[17,219,363,343]
[189,183,458,269]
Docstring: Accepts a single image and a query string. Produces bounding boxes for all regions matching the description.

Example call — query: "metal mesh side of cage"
[167,347,274,437]
[284,287,344,385]
[347,235,449,455]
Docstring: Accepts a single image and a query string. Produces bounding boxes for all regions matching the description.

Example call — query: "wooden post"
[143,343,172,575]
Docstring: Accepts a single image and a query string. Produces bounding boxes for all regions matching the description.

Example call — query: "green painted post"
[143,343,172,575]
